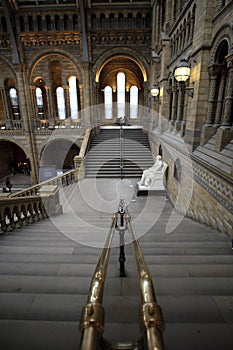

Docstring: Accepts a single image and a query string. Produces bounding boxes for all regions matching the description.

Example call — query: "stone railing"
[0,170,76,234]
[0,195,48,234]
[10,169,77,198]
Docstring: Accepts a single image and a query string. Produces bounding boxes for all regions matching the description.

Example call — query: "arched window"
[36,87,44,119]
[130,85,138,119]
[118,13,124,29]
[28,16,34,31]
[36,87,43,107]
[46,15,52,31]
[91,14,97,30]
[36,15,42,31]
[127,13,133,28]
[73,14,78,30]
[117,72,125,119]
[145,12,151,28]
[64,15,69,30]
[55,15,61,30]
[109,13,115,29]
[136,13,142,28]
[104,86,113,119]
[1,17,7,32]
[100,14,107,29]
[19,16,25,32]
[9,88,20,119]
[68,76,79,119]
[56,87,66,120]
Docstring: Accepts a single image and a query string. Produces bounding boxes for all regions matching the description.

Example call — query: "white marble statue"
[138,155,167,191]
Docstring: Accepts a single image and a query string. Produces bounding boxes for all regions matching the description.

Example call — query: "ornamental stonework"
[91,31,151,46]
[20,33,81,47]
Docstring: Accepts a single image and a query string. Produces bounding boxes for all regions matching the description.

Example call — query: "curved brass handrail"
[79,213,117,350]
[120,126,124,172]
[125,208,165,350]
[79,200,165,350]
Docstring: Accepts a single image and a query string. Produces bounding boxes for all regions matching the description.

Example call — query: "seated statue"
[138,155,167,189]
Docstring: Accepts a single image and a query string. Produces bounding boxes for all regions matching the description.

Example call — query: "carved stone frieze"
[91,30,151,46]
[20,32,81,47]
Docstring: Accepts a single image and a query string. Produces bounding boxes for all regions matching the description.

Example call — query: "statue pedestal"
[136,163,168,196]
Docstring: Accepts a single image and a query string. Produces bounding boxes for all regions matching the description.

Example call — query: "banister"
[79,200,165,350]
[125,209,165,350]
[79,213,117,350]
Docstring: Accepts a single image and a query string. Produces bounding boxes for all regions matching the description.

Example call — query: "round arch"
[93,48,149,84]
[28,49,84,85]
[39,137,81,171]
[0,138,30,178]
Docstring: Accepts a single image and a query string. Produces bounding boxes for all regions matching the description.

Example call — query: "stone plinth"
[39,185,63,216]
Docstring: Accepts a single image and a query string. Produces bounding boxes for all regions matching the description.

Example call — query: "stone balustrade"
[0,170,76,233]
[0,195,47,234]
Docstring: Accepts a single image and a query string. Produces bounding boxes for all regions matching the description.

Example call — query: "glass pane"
[117,72,125,118]
[130,85,138,119]
[104,86,112,119]
[56,86,66,119]
[36,87,43,106]
[69,76,79,119]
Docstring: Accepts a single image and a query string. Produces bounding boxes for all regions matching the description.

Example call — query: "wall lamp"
[174,58,194,97]
[150,84,160,100]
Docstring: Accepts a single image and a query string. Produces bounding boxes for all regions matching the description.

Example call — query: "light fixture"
[174,58,194,97]
[150,84,160,98]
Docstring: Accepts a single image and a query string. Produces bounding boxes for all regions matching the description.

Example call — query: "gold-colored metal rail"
[120,126,124,175]
[79,200,165,350]
[125,208,165,350]
[79,213,117,350]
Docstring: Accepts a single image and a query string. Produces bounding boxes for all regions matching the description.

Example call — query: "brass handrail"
[120,126,124,174]
[79,213,117,350]
[79,200,165,350]
[125,208,165,350]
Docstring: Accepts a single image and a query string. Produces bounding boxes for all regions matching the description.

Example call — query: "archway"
[0,140,30,188]
[40,139,80,174]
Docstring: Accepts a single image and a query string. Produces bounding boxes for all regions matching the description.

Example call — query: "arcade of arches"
[0,0,232,237]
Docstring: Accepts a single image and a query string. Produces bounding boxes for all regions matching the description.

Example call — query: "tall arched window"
[19,16,25,31]
[117,72,125,119]
[36,15,42,31]
[130,85,138,119]
[68,76,79,119]
[55,15,61,30]
[46,15,52,30]
[36,87,44,119]
[64,15,69,30]
[73,14,78,29]
[104,86,113,119]
[56,87,66,120]
[28,16,34,31]
[9,88,20,119]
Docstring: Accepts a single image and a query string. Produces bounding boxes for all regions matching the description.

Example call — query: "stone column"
[16,65,39,183]
[64,85,71,119]
[176,83,185,132]
[200,65,221,144]
[45,86,54,128]
[0,88,11,128]
[214,68,227,126]
[215,53,233,151]
[221,55,233,127]
[170,86,178,130]
[205,65,221,125]
[125,89,130,119]
[29,86,38,129]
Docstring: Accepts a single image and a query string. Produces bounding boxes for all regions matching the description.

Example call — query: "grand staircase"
[0,180,233,350]
[85,127,154,178]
